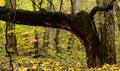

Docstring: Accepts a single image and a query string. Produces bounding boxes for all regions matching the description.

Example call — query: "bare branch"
[59,0,63,12]
[39,0,43,8]
[30,0,40,10]
[47,0,56,12]
[90,0,116,20]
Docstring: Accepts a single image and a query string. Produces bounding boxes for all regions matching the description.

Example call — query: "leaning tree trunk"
[0,7,104,68]
[100,0,116,64]
[5,0,17,55]
[0,0,116,67]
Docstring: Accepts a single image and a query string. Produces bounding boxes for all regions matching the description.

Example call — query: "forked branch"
[90,0,116,20]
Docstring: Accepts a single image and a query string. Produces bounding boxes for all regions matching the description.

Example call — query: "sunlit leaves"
[0,0,5,6]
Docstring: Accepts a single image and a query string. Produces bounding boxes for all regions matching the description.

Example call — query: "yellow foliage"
[31,64,38,69]
[19,67,27,71]
[7,30,15,35]
[90,0,96,3]
[0,0,5,6]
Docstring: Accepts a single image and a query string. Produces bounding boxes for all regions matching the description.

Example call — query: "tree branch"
[0,6,72,31]
[90,0,116,20]
[0,6,99,45]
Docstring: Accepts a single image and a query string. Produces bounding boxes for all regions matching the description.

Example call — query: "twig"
[30,0,40,9]
[47,0,56,12]
[59,0,63,12]
[39,0,43,9]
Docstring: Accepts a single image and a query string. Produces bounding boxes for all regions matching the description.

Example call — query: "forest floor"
[0,47,120,71]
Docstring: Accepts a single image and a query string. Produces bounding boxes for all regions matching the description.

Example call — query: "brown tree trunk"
[115,3,120,30]
[100,0,116,64]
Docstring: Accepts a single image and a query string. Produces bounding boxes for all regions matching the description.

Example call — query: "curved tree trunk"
[0,1,116,67]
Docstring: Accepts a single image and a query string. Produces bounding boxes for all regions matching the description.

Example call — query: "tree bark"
[96,0,116,65]
[101,0,116,64]
[115,3,120,30]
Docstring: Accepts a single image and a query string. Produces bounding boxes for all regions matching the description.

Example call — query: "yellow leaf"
[0,0,5,6]
[19,68,27,71]
[31,64,37,69]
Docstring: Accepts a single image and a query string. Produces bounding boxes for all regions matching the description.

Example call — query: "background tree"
[115,2,120,30]
[4,0,17,70]
[53,0,62,53]
[67,0,76,52]
[96,0,116,65]
[5,0,17,55]
[101,0,116,64]
[31,0,39,55]
[42,0,50,49]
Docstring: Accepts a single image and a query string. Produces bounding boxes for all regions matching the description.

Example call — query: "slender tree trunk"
[42,0,52,48]
[54,29,60,53]
[67,0,76,51]
[43,28,49,48]
[5,0,17,55]
[54,0,63,53]
[31,0,39,54]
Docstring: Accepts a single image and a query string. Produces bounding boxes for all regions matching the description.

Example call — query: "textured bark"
[96,0,116,65]
[0,1,115,67]
[115,3,120,30]
[101,0,116,64]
